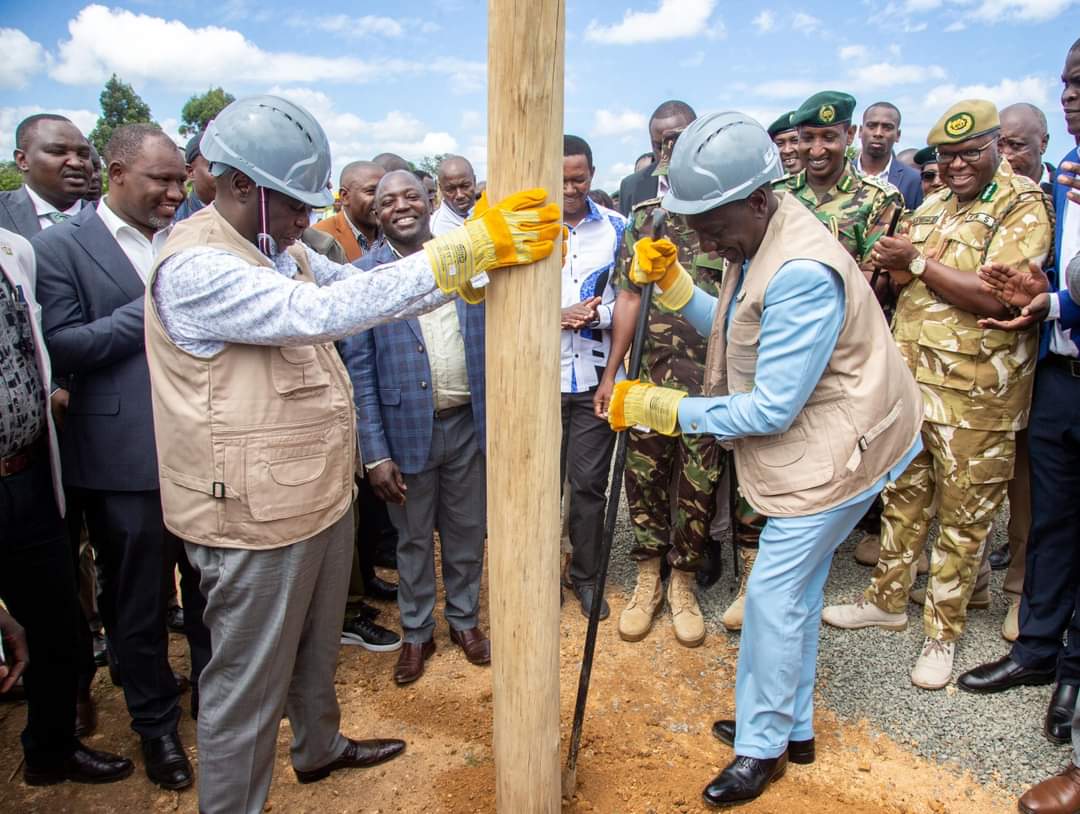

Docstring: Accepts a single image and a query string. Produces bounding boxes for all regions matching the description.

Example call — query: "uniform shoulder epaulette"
[859,172,899,198]
[630,196,663,214]
[772,173,800,191]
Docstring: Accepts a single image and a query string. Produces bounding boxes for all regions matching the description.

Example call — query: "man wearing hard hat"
[143,95,558,814]
[606,111,923,807]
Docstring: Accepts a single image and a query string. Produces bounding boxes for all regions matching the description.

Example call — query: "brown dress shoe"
[1019,764,1080,814]
[449,627,491,665]
[294,737,406,784]
[393,639,435,685]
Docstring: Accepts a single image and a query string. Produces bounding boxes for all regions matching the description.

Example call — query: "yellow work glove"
[629,237,694,310]
[608,380,687,436]
[423,188,561,303]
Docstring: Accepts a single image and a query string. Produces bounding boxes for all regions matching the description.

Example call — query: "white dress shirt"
[561,198,626,393]
[25,185,82,230]
[96,199,172,283]
[430,201,467,236]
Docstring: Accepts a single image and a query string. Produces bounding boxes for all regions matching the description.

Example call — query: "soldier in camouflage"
[822,99,1054,690]
[721,92,905,632]
[594,123,726,648]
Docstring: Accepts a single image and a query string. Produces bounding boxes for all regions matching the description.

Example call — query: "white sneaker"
[821,595,908,631]
[910,637,955,690]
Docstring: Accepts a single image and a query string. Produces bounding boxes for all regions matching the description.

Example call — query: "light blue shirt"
[676,259,921,507]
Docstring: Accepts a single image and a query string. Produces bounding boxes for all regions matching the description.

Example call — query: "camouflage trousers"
[866,422,1016,641]
[624,428,724,571]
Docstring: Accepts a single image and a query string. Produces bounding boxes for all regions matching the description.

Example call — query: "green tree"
[179,87,235,137]
[0,161,22,192]
[416,153,450,175]
[88,74,156,155]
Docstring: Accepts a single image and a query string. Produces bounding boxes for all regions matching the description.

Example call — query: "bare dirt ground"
[0,565,1016,814]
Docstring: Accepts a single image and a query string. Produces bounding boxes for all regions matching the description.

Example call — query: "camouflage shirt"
[773,160,902,273]
[892,159,1054,431]
[614,199,723,393]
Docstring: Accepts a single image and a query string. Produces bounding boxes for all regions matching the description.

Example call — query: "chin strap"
[256,186,276,258]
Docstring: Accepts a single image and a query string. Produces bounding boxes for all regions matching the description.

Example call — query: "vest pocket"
[244,422,349,522]
[914,321,980,392]
[271,346,331,398]
[747,418,835,496]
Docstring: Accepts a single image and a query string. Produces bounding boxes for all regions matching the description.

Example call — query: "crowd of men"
[0,35,1079,814]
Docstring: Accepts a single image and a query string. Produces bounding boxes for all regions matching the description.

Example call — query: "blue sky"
[2,0,1077,194]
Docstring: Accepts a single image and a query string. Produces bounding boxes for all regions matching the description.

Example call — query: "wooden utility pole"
[486,1,564,812]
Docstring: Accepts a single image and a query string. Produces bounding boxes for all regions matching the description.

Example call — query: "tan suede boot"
[853,533,880,566]
[668,569,705,647]
[721,546,757,632]
[618,558,663,642]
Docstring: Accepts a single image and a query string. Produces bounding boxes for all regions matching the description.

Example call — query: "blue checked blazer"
[339,242,486,474]
[1039,145,1080,359]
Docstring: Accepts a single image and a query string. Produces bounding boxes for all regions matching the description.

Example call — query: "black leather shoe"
[365,575,399,601]
[1046,683,1079,744]
[702,754,788,807]
[166,605,185,634]
[988,543,1011,571]
[696,543,725,590]
[24,742,135,786]
[92,631,108,667]
[142,731,193,790]
[572,581,610,621]
[957,655,1056,694]
[294,737,406,784]
[712,719,815,764]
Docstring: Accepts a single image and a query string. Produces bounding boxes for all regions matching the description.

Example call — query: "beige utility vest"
[704,193,922,517]
[144,206,356,549]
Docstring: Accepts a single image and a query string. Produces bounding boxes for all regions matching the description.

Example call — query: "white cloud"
[680,51,706,68]
[921,75,1053,112]
[265,86,459,183]
[752,10,776,32]
[594,160,636,194]
[850,62,947,90]
[310,14,405,37]
[839,44,869,61]
[592,109,648,137]
[460,110,483,131]
[0,105,97,158]
[904,0,942,9]
[47,5,484,92]
[971,0,1078,21]
[791,12,823,34]
[945,20,967,30]
[1,28,48,90]
[585,0,719,44]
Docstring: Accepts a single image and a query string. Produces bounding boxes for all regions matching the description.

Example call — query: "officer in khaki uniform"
[724,92,904,632]
[822,100,1053,690]
[595,127,725,647]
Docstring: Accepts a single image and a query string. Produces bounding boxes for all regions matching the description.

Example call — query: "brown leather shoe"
[75,688,96,738]
[449,627,491,665]
[393,639,435,685]
[294,737,406,784]
[1019,764,1080,814]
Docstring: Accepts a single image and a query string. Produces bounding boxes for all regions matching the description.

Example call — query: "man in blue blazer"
[32,124,209,791]
[340,170,490,686]
[857,102,923,210]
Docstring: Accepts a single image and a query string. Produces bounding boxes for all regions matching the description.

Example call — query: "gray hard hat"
[200,95,333,208]
[662,111,784,216]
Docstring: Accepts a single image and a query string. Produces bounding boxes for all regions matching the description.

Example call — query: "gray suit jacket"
[31,205,158,491]
[0,187,41,238]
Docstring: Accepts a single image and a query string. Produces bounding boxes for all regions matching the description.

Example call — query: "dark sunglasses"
[921,170,938,181]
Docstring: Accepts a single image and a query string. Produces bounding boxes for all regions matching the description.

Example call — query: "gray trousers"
[387,406,486,645]
[185,512,352,814]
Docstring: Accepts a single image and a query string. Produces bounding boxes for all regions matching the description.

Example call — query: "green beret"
[913,146,937,166]
[790,91,856,128]
[767,111,796,138]
[927,99,999,146]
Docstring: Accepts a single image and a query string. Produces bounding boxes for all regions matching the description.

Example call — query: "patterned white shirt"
[154,237,451,359]
[561,198,627,393]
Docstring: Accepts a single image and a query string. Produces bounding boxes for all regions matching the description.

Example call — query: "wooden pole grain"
[486,1,564,812]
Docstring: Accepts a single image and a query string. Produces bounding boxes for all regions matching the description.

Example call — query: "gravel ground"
[604,497,1067,797]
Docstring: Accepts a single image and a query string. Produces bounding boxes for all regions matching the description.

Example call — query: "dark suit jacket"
[340,242,486,475]
[0,187,41,238]
[618,163,659,217]
[886,159,924,210]
[32,205,158,491]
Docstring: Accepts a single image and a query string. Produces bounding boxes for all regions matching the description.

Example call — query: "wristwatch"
[908,253,927,278]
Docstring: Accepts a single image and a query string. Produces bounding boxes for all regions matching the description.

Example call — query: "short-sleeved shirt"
[892,159,1054,431]
[773,161,902,273]
[613,198,722,393]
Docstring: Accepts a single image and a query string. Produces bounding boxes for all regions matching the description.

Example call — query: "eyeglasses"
[937,140,995,166]
[921,170,938,181]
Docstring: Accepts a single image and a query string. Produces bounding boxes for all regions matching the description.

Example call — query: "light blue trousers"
[733,491,876,759]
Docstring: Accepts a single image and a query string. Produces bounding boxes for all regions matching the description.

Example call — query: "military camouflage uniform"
[865,158,1053,641]
[773,160,902,274]
[617,188,726,571]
